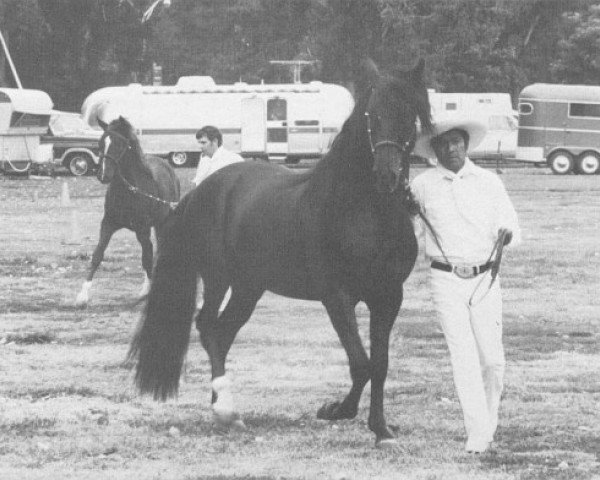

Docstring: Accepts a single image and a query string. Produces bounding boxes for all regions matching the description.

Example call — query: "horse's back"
[188,161,320,297]
[145,155,180,202]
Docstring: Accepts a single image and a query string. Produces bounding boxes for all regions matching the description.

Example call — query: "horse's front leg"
[366,292,403,448]
[135,228,153,298]
[318,291,370,421]
[75,219,118,307]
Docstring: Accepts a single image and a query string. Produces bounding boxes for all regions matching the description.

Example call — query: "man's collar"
[436,157,477,179]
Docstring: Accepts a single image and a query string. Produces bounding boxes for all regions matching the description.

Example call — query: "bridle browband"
[100,130,178,210]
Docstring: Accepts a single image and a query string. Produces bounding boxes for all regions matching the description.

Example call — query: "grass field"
[1,166,599,480]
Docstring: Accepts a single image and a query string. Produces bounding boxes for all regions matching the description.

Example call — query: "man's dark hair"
[431,128,469,151]
[196,125,222,146]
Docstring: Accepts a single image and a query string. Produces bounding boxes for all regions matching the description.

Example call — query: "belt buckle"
[453,264,475,279]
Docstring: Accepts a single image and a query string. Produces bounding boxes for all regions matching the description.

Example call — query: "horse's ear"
[97,118,108,131]
[354,58,380,99]
[360,58,380,88]
[409,58,425,84]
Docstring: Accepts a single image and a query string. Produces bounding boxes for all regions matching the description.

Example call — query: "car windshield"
[50,114,90,135]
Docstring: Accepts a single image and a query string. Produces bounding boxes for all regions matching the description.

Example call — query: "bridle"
[99,130,178,209]
[364,111,416,157]
[364,105,417,193]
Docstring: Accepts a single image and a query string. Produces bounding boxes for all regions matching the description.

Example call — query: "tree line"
[0,0,599,111]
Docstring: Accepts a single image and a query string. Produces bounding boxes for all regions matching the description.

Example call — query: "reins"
[101,130,178,210]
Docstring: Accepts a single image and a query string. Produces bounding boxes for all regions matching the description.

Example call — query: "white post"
[0,29,23,89]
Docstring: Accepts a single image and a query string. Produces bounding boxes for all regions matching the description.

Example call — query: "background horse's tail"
[127,205,197,400]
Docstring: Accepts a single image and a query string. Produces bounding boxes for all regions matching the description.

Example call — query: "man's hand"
[498,228,512,246]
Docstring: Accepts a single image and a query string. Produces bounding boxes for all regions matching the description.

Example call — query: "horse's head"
[359,59,432,193]
[96,116,138,184]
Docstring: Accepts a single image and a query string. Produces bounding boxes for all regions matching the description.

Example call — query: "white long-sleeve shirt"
[192,146,244,186]
[410,158,521,264]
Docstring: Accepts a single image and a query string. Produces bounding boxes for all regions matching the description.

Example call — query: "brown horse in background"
[75,116,180,307]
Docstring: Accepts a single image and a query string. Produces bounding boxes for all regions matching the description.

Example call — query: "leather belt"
[431,260,493,279]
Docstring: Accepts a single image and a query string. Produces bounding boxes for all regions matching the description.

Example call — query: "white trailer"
[427,90,517,161]
[0,88,53,174]
[80,76,354,167]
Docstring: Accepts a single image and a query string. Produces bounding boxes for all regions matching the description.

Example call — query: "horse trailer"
[80,77,354,167]
[0,88,53,174]
[517,83,600,175]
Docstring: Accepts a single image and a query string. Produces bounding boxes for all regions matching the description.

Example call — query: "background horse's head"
[96,116,142,184]
[358,59,432,193]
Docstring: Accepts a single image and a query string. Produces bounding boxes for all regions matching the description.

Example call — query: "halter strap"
[364,111,415,155]
[100,130,178,210]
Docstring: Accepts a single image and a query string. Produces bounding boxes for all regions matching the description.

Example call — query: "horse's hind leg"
[317,291,370,421]
[75,219,117,307]
[196,282,262,427]
[135,228,153,298]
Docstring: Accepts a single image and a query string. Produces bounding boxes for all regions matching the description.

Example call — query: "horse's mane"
[317,67,432,173]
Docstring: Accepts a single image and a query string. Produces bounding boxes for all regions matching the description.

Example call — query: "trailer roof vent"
[176,76,216,89]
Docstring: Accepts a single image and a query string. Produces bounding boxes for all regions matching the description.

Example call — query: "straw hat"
[413,113,488,159]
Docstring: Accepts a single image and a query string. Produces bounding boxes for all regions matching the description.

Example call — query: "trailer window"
[444,102,457,111]
[569,103,600,118]
[267,98,287,121]
[518,103,533,115]
[10,112,50,128]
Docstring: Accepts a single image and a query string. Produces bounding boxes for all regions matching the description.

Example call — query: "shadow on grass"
[505,324,598,360]
[479,424,600,479]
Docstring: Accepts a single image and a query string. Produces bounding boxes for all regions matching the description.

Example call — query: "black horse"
[129,59,432,447]
[75,116,180,307]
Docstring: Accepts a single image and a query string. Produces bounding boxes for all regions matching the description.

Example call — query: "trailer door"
[266,97,288,158]
[240,97,266,157]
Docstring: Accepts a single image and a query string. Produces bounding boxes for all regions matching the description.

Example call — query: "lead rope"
[119,174,178,210]
[417,209,507,306]
[468,231,507,307]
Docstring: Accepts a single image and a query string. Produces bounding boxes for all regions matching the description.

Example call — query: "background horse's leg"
[317,292,370,421]
[75,219,118,307]
[135,228,153,298]
[366,292,403,448]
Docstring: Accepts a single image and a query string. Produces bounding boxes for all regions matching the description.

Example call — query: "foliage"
[0,0,600,110]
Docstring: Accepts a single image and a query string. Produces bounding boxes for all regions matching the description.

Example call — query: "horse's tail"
[127,203,197,400]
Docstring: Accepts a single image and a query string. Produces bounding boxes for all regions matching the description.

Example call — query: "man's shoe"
[465,437,490,454]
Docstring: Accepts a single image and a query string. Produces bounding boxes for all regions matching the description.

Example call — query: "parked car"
[42,111,101,176]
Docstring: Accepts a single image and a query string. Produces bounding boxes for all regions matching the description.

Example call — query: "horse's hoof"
[212,409,244,429]
[317,401,355,421]
[375,438,398,450]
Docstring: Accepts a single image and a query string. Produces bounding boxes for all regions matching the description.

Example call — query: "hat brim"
[413,114,488,160]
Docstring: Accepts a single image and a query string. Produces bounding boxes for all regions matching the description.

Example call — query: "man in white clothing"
[410,114,521,454]
[192,125,244,186]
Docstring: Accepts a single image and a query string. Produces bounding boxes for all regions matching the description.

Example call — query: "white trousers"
[429,268,505,442]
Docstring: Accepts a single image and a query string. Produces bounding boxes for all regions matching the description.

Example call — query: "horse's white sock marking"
[138,273,151,297]
[212,375,236,425]
[75,280,93,306]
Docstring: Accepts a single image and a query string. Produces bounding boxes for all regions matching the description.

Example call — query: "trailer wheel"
[575,151,600,175]
[65,153,93,176]
[169,152,190,168]
[548,151,574,175]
